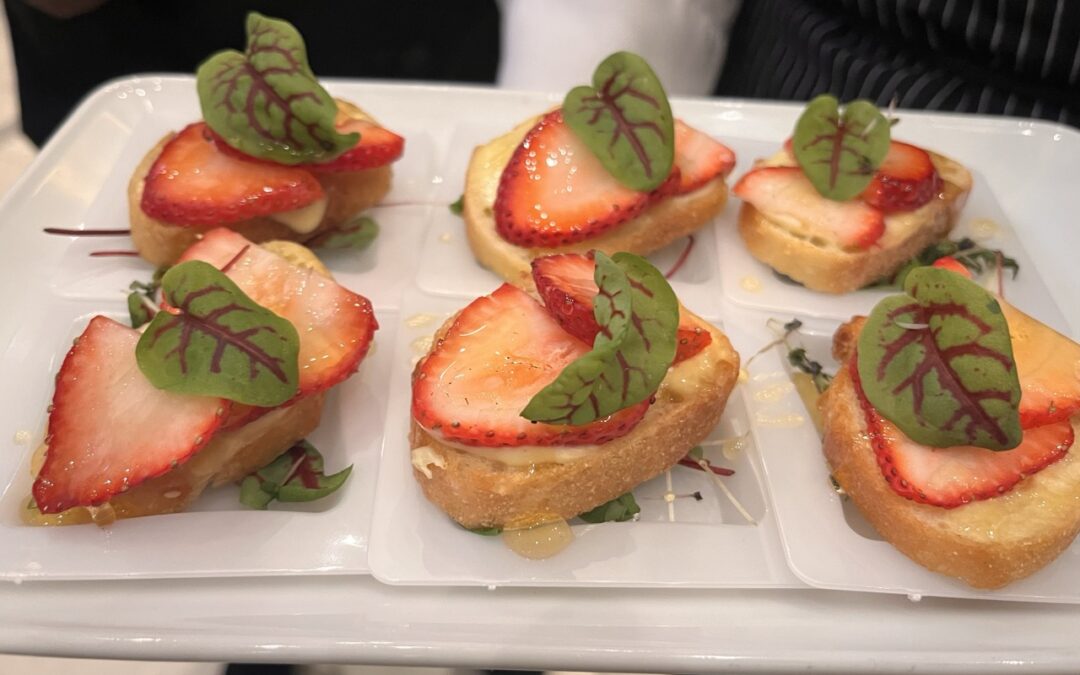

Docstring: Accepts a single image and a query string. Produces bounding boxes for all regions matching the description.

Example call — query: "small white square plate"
[367,290,801,588]
[741,307,1080,603]
[0,76,422,580]
[714,144,1070,334]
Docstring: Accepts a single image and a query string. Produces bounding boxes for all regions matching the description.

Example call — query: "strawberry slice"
[674,321,714,362]
[852,361,1074,508]
[861,141,942,213]
[176,229,377,397]
[33,317,228,513]
[1002,303,1080,427]
[930,256,973,278]
[412,283,649,447]
[494,109,677,248]
[530,253,711,363]
[141,123,324,226]
[734,166,886,249]
[673,120,735,194]
[302,119,404,172]
[531,252,601,342]
[209,119,404,172]
[851,360,1071,507]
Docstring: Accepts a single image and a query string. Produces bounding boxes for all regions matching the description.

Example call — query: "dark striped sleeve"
[716,0,1080,127]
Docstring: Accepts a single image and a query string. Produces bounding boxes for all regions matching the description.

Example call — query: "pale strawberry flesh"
[673,120,735,194]
[33,317,228,513]
[734,166,886,249]
[1002,303,1080,427]
[861,141,942,213]
[412,283,648,447]
[176,229,377,397]
[494,109,670,248]
[141,123,324,226]
[530,252,711,362]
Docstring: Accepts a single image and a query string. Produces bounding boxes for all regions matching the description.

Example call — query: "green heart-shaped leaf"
[563,51,674,191]
[521,252,678,425]
[196,12,358,164]
[239,440,352,509]
[136,260,300,407]
[792,94,891,201]
[857,267,1022,450]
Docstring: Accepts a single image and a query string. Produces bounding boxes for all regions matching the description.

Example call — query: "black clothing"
[717,0,1079,127]
[3,0,500,145]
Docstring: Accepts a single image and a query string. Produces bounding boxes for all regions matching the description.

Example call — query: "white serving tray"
[1,76,1080,670]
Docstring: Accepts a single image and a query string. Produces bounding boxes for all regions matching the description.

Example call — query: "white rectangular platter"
[1,76,1080,670]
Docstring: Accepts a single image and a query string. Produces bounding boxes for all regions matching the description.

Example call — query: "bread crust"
[737,152,971,294]
[820,321,1080,589]
[128,100,393,267]
[409,310,740,530]
[463,115,729,288]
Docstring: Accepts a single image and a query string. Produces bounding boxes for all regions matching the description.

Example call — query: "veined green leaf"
[127,291,152,329]
[578,493,640,523]
[312,215,379,251]
[449,195,464,216]
[792,95,890,201]
[563,51,674,191]
[521,252,678,425]
[857,267,1021,450]
[196,12,357,164]
[240,440,352,509]
[136,261,300,406]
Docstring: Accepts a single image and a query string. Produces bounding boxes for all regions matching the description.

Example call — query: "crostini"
[733,96,972,293]
[27,229,377,525]
[409,251,739,533]
[129,13,403,266]
[820,266,1080,588]
[463,52,736,287]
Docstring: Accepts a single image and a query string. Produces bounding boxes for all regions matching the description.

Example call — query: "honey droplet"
[502,519,574,559]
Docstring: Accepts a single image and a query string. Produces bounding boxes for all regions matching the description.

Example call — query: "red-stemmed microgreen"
[308,215,379,251]
[239,440,352,509]
[663,235,695,279]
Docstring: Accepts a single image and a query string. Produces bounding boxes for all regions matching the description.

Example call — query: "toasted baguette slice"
[128,100,392,267]
[738,151,972,293]
[820,318,1080,589]
[26,241,336,526]
[463,115,729,288]
[410,308,739,530]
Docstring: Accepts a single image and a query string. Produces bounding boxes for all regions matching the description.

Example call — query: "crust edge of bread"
[820,319,1080,589]
[408,309,740,530]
